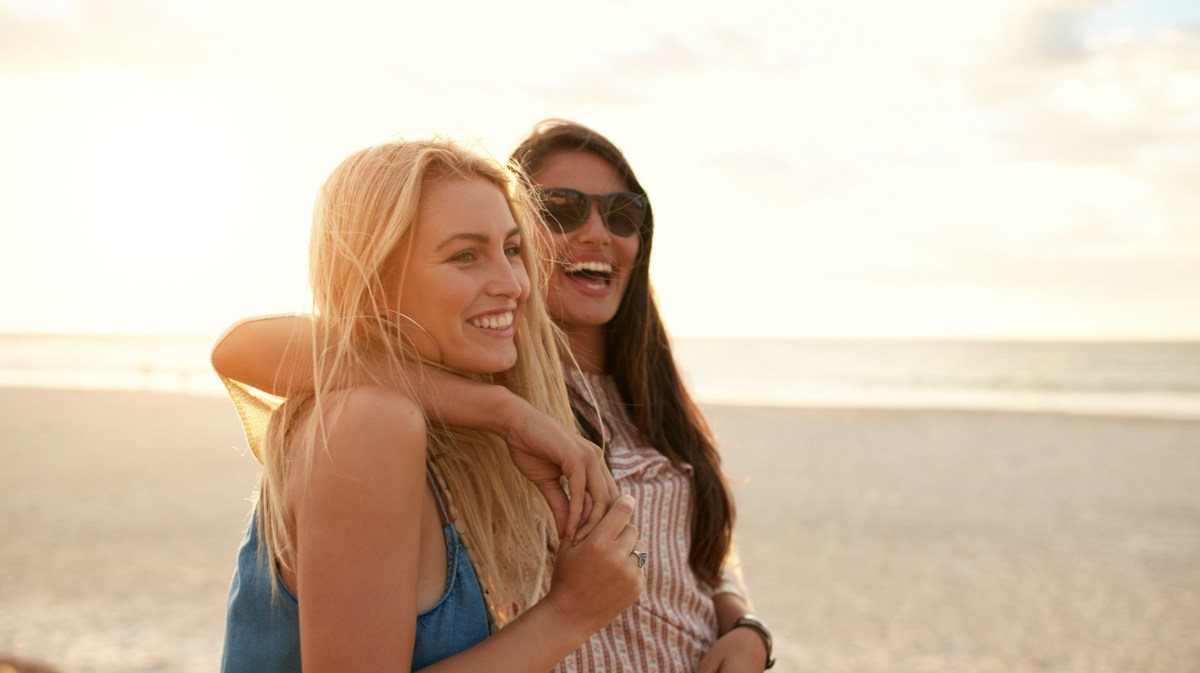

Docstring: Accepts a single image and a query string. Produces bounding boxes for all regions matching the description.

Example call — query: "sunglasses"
[538,188,648,237]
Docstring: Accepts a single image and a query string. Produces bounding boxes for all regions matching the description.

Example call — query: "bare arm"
[291,387,643,672]
[293,388,428,671]
[696,592,770,673]
[423,495,645,673]
[211,314,315,396]
[211,314,618,539]
[697,539,771,672]
[699,594,770,673]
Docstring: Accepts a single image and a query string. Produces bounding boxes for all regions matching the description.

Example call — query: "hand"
[544,495,645,633]
[697,627,769,673]
[500,398,619,541]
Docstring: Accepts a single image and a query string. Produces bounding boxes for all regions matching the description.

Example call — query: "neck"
[560,324,606,374]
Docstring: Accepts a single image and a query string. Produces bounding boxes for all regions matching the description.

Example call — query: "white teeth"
[470,311,514,330]
[564,260,613,274]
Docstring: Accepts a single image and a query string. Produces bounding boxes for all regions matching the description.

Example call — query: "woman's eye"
[504,242,521,257]
[452,250,477,263]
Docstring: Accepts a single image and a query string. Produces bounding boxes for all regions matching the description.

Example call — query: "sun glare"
[0,0,1196,339]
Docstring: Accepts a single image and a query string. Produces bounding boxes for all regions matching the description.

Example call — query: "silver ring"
[631,550,648,568]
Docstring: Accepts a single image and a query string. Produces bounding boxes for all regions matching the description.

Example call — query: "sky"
[1,0,1197,339]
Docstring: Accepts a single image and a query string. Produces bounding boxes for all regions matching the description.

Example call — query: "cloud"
[514,21,799,110]
[1001,7,1094,64]
[521,73,647,108]
[0,1,254,79]
[940,4,1200,245]
[702,150,866,206]
[978,27,1200,151]
[613,25,795,77]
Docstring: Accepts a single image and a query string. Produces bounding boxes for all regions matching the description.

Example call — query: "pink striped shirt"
[552,369,720,673]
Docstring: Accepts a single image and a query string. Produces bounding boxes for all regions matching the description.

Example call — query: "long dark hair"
[511,119,734,587]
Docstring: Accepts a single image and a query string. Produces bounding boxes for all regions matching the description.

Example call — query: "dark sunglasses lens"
[542,190,588,233]
[601,194,647,236]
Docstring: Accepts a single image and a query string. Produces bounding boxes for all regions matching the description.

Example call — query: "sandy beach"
[1,387,1198,672]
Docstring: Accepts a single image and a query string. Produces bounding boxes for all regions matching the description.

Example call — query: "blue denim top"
[220,470,491,672]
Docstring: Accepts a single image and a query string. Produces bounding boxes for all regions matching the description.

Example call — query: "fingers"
[592,444,619,501]
[582,493,636,543]
[581,453,619,541]
[499,402,615,542]
[615,524,639,556]
[626,537,649,574]
[542,496,646,632]
[534,480,570,539]
[566,437,615,542]
[575,491,596,540]
[563,467,585,540]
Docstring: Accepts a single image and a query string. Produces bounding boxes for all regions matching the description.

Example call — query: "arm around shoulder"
[211,313,316,396]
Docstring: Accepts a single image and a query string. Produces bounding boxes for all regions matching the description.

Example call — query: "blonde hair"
[256,138,574,624]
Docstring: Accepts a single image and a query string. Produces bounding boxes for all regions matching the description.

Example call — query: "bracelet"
[731,614,775,670]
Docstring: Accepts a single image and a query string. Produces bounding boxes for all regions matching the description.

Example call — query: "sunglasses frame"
[538,187,648,237]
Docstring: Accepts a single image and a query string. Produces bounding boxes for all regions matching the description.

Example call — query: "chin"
[569,308,620,329]
[490,352,519,373]
[456,351,518,375]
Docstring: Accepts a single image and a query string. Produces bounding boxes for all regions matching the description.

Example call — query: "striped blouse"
[552,368,737,673]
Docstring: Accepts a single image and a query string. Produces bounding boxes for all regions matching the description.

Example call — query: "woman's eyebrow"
[435,232,489,251]
[434,228,521,251]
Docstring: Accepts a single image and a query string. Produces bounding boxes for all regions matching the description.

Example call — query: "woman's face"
[531,150,641,333]
[392,177,530,374]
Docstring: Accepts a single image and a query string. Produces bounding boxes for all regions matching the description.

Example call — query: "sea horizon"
[3,331,1199,420]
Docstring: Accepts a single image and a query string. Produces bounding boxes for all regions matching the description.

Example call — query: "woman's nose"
[488,257,525,297]
[571,203,611,244]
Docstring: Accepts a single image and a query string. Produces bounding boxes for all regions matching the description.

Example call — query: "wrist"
[731,614,775,670]
[539,587,608,644]
[487,385,525,438]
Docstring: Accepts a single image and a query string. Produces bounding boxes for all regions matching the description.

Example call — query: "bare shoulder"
[324,385,425,433]
[294,386,428,495]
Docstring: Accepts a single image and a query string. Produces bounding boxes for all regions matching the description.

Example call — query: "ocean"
[2,333,1198,419]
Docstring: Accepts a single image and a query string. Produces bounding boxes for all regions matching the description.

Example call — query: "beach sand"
[1,387,1197,672]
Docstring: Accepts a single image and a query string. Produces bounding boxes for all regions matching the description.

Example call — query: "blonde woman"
[215,122,772,672]
[218,139,644,672]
